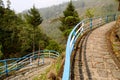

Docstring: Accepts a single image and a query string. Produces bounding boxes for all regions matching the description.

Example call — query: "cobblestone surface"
[81,22,120,80]
[5,58,55,80]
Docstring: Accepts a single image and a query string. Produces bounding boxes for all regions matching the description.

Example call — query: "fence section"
[62,14,117,80]
[0,50,59,77]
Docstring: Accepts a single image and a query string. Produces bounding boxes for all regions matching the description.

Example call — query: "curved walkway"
[81,22,120,80]
[5,58,55,80]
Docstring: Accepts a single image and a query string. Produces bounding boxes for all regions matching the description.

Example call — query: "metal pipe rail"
[62,14,117,80]
[0,50,59,77]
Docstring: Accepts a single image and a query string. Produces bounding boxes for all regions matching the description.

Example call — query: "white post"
[30,56,32,66]
[49,51,50,58]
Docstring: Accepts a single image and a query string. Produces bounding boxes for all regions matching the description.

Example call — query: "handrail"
[62,14,117,80]
[0,50,59,77]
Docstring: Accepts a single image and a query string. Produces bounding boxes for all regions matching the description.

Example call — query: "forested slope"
[36,0,118,44]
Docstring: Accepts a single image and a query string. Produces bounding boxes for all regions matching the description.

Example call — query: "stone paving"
[80,22,120,80]
[71,22,120,80]
[5,58,55,80]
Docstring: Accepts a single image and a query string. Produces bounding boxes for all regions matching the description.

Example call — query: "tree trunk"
[33,28,35,57]
[118,1,120,11]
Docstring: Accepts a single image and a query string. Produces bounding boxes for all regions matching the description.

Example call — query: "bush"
[63,29,72,39]
[46,40,62,53]
[65,16,79,27]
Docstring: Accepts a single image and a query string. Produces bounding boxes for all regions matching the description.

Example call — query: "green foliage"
[46,40,62,53]
[61,1,80,25]
[24,6,43,28]
[63,29,72,39]
[65,16,79,26]
[35,28,49,50]
[0,5,26,58]
[63,1,76,17]
[59,1,80,38]
[0,1,49,59]
[85,8,94,18]
[24,6,43,52]
[0,45,3,58]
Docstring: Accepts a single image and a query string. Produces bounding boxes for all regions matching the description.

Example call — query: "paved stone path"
[5,58,55,80]
[81,22,120,80]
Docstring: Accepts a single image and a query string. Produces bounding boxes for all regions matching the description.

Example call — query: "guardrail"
[62,14,118,80]
[0,50,59,77]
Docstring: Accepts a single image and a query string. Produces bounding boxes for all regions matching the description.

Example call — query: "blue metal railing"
[62,14,117,80]
[0,50,59,77]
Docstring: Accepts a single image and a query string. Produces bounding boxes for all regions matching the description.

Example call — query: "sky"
[3,0,71,13]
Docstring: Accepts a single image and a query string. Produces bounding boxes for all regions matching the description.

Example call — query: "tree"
[116,0,120,11]
[7,0,11,9]
[24,6,43,52]
[0,0,4,7]
[0,6,26,58]
[46,40,62,53]
[0,2,49,59]
[59,1,80,38]
[0,45,3,58]
[62,1,80,27]
[85,8,94,18]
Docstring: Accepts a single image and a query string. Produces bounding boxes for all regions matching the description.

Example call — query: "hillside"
[24,0,118,44]
[39,0,118,20]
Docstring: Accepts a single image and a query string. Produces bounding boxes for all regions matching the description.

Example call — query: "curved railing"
[0,50,59,77]
[62,14,117,80]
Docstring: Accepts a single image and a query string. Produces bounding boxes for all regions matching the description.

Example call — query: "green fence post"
[113,14,116,21]
[90,18,92,29]
[49,51,50,58]
[42,55,44,64]
[106,15,108,23]
[4,61,8,76]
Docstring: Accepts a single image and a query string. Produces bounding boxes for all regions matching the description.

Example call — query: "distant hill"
[39,0,118,20]
[22,0,118,44]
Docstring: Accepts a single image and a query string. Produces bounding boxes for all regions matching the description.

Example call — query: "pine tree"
[62,1,80,27]
[0,6,25,58]
[24,6,43,52]
[59,1,80,38]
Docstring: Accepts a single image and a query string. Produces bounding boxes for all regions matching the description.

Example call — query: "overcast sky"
[3,0,71,13]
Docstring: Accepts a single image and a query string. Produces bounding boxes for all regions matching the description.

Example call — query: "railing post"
[38,52,40,65]
[106,15,108,23]
[4,61,8,76]
[30,56,32,66]
[90,18,92,29]
[73,31,76,50]
[42,54,44,64]
[113,14,116,21]
[16,62,18,70]
[49,51,50,58]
